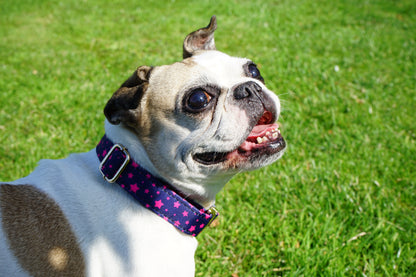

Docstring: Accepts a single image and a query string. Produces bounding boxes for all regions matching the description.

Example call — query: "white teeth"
[256,127,281,144]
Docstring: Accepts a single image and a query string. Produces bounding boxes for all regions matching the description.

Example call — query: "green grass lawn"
[1,0,415,276]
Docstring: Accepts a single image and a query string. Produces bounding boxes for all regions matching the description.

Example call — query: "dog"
[0,16,286,276]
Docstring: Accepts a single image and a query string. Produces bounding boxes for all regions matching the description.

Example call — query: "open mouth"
[194,111,286,165]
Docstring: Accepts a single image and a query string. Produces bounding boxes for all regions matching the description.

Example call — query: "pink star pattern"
[155,200,164,209]
[130,184,139,193]
[174,201,181,208]
[182,211,188,217]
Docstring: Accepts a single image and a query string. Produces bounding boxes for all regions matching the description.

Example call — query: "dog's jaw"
[207,122,286,171]
[104,120,232,208]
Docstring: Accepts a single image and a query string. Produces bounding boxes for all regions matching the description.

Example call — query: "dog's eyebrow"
[180,75,220,91]
[193,75,212,86]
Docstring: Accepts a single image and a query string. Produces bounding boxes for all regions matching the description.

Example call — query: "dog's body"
[0,17,286,276]
[0,141,197,277]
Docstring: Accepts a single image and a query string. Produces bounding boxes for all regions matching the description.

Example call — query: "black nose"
[233,81,262,100]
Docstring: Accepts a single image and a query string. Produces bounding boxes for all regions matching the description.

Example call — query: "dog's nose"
[233,81,262,100]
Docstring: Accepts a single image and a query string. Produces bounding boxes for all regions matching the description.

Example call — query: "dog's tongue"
[238,123,280,152]
[248,124,277,138]
[249,110,277,137]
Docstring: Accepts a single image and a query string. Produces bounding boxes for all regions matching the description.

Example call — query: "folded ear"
[183,16,217,59]
[104,66,152,126]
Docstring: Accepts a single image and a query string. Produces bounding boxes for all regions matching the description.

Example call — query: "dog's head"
[104,16,286,205]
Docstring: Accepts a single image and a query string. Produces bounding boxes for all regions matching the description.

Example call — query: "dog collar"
[96,135,218,237]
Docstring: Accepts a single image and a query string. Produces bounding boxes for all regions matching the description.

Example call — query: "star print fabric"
[96,135,218,236]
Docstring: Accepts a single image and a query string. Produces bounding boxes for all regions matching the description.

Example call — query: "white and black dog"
[0,16,286,276]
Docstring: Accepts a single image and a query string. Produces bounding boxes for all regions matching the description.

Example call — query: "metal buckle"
[99,144,130,183]
[207,206,219,226]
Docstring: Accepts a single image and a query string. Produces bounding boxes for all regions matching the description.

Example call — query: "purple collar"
[96,135,218,237]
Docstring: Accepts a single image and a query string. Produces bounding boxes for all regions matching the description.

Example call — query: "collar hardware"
[207,206,219,226]
[99,143,130,183]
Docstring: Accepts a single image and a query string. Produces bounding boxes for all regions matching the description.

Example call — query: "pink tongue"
[247,123,279,139]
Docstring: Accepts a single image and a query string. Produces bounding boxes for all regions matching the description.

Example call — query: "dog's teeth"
[257,131,279,144]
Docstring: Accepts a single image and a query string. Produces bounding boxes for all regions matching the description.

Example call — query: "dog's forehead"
[190,51,250,84]
[148,50,252,98]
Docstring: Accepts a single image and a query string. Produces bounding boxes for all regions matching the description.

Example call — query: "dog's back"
[0,150,197,277]
[0,152,94,276]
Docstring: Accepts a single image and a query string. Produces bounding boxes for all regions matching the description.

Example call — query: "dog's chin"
[193,121,286,170]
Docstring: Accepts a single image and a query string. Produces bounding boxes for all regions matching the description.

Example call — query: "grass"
[1,0,415,275]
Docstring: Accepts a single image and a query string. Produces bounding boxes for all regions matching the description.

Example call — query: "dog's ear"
[183,15,217,59]
[104,66,153,126]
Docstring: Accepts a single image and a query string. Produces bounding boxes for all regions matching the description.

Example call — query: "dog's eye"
[186,89,212,112]
[248,64,261,79]
[246,63,264,83]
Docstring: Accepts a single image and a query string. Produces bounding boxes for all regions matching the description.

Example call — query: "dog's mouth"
[194,111,286,165]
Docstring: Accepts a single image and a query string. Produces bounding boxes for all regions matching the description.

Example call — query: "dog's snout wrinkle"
[233,81,262,100]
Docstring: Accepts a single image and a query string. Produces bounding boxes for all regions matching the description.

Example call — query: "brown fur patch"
[0,185,85,277]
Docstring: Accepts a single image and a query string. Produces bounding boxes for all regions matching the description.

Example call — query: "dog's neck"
[103,121,231,208]
[96,133,219,236]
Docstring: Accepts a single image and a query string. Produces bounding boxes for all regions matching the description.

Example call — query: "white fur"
[0,138,197,276]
